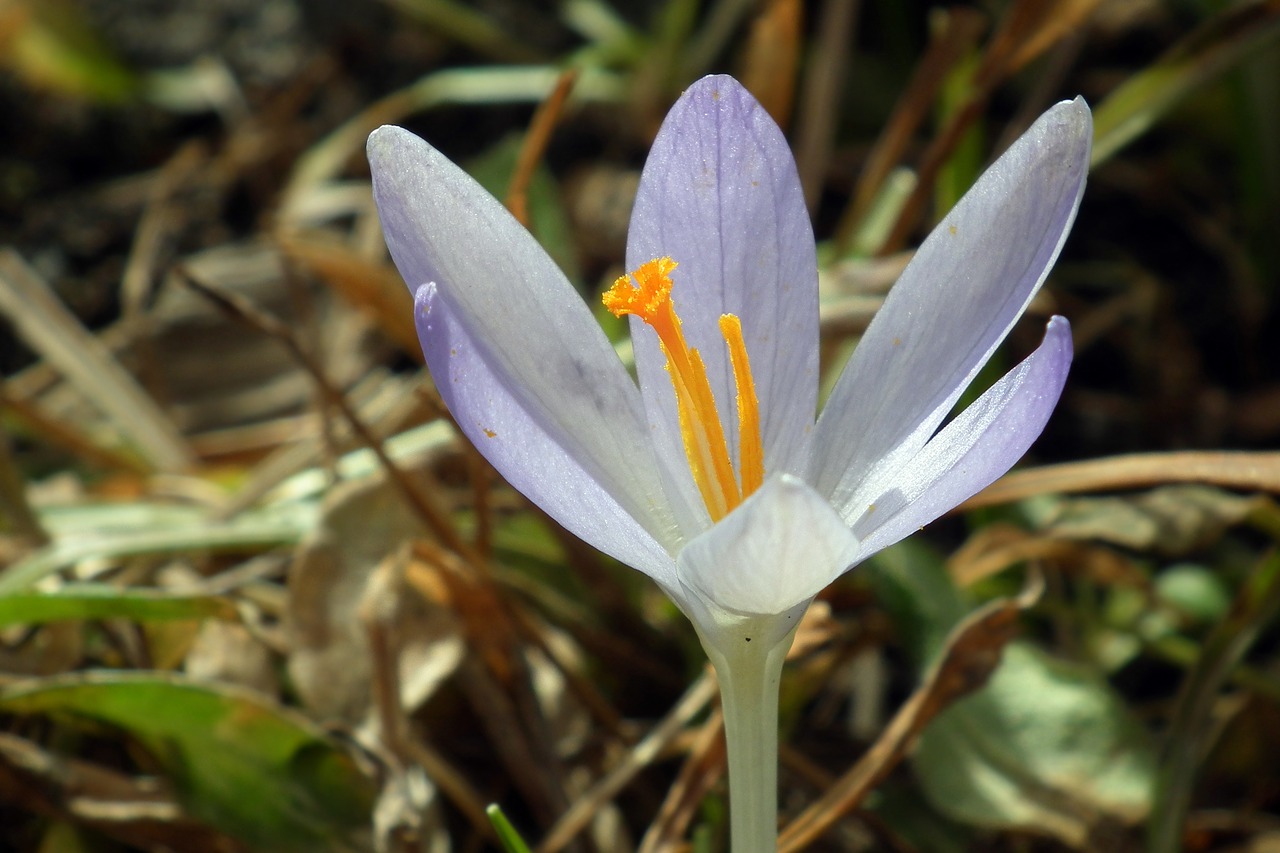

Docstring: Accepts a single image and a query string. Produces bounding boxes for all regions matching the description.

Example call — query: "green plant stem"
[1147,550,1280,853]
[703,625,797,853]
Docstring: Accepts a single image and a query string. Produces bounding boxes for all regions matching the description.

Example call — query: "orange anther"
[605,258,765,520]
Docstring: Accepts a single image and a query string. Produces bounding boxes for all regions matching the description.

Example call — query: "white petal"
[414,283,680,587]
[627,76,820,521]
[675,475,861,617]
[847,317,1073,561]
[368,125,688,554]
[811,98,1091,516]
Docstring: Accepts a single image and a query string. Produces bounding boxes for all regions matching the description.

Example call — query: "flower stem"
[702,621,798,853]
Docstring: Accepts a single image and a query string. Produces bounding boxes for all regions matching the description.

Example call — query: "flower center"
[604,257,763,521]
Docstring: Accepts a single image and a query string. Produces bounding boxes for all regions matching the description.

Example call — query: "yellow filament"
[603,257,765,520]
[720,314,763,496]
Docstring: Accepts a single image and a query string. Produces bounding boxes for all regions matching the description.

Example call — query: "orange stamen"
[604,257,766,520]
[720,314,763,496]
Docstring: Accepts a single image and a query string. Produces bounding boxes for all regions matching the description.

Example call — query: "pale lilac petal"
[675,475,861,617]
[842,317,1073,562]
[368,125,686,570]
[414,284,678,586]
[626,75,820,516]
[811,98,1091,515]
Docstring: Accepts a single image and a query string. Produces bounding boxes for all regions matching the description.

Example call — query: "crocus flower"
[368,75,1090,852]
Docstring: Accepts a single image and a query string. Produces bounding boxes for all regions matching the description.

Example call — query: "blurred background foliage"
[0,0,1279,851]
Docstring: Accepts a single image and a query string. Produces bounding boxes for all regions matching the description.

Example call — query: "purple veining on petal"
[811,98,1091,519]
[846,316,1073,563]
[413,282,679,586]
[368,86,1091,629]
[368,125,687,561]
[627,75,820,512]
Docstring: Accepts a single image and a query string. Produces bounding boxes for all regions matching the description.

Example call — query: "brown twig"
[740,0,803,129]
[877,0,1102,254]
[505,598,629,742]
[958,451,1280,511]
[537,673,719,853]
[777,577,1042,851]
[793,0,860,212]
[834,8,986,253]
[638,708,727,853]
[0,416,48,546]
[0,249,196,472]
[412,381,497,560]
[175,265,476,561]
[506,68,580,227]
[0,385,150,476]
[362,548,498,843]
[419,541,580,840]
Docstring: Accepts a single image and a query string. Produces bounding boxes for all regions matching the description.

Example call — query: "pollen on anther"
[603,257,678,322]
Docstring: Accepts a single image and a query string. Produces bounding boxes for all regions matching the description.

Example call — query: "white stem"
[701,618,799,853]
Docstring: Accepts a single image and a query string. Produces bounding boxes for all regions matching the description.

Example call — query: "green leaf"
[868,542,1156,843]
[869,783,973,853]
[912,642,1156,846]
[0,584,238,628]
[1038,485,1274,556]
[1155,563,1232,626]
[487,803,534,853]
[0,673,376,852]
[1,501,317,596]
[5,0,139,103]
[864,538,966,666]
[1091,2,1280,165]
[933,50,984,221]
[386,0,543,63]
[1148,549,1280,853]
